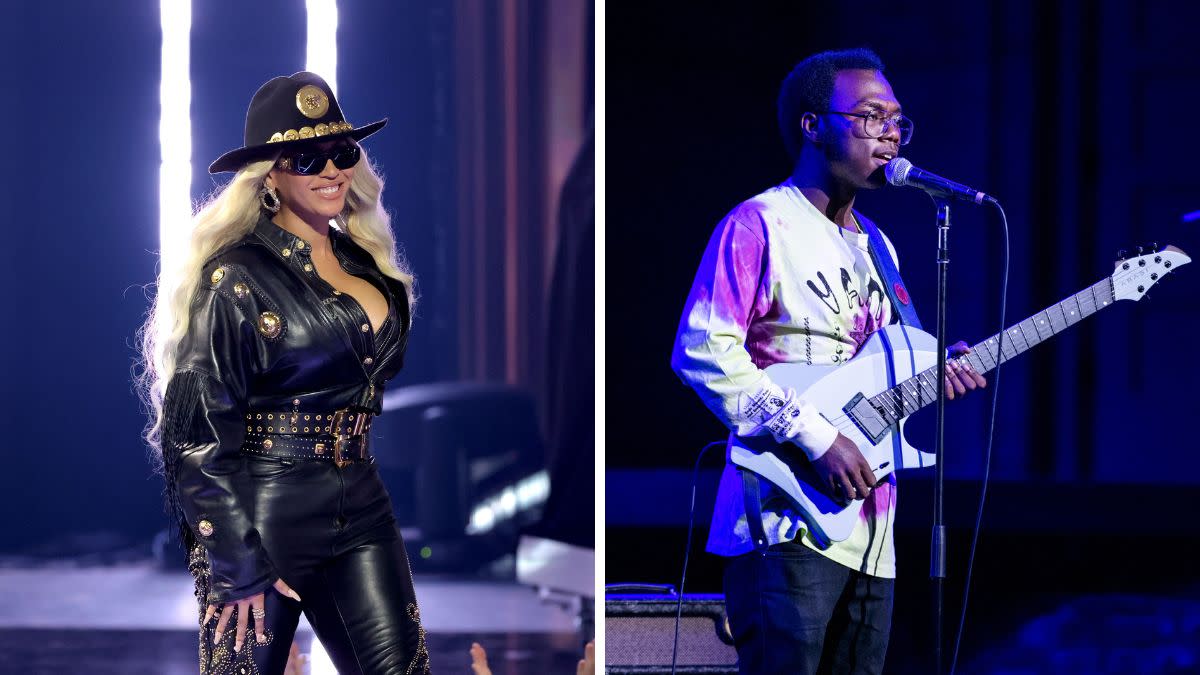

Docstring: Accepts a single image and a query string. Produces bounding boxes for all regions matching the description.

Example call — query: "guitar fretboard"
[866,278,1115,423]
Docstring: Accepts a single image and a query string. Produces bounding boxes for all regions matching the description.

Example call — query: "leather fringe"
[161,371,206,554]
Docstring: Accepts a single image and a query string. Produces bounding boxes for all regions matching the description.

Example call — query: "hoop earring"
[260,185,281,214]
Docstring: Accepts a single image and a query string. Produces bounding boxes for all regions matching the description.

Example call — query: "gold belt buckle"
[330,408,369,468]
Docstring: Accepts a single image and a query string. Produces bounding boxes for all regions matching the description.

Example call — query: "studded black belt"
[242,408,374,468]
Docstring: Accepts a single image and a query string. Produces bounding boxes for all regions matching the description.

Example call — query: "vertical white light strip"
[306,0,339,94]
[159,0,192,275]
[306,5,340,674]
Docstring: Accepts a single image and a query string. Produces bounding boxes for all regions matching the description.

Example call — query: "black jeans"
[198,456,429,675]
[722,539,894,675]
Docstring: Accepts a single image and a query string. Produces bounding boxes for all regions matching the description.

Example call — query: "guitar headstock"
[1112,244,1191,301]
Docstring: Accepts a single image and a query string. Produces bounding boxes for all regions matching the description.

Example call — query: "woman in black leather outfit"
[139,72,430,674]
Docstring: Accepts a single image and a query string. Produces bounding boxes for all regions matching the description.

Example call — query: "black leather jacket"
[161,216,411,603]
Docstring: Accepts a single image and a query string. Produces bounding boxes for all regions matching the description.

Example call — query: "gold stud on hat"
[296,85,330,119]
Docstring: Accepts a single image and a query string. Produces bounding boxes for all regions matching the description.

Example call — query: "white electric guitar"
[730,246,1190,548]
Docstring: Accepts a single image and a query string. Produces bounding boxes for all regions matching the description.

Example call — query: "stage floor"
[0,564,585,674]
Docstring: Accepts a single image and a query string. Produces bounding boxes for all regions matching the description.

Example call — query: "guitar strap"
[855,211,923,330]
[857,211,918,473]
[740,468,769,552]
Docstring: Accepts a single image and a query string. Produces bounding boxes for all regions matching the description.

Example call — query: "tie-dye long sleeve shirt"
[671,179,901,577]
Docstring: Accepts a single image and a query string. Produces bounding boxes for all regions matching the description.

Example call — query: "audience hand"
[470,642,493,675]
[576,641,595,675]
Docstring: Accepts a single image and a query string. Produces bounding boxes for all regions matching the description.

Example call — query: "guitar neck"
[868,277,1116,421]
[963,277,1116,375]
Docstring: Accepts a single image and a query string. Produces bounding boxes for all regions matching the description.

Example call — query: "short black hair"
[777,48,886,160]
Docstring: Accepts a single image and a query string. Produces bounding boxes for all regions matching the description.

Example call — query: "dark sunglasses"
[277,143,361,175]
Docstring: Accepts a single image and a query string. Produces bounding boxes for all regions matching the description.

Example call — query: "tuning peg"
[1116,249,1128,261]
[1135,246,1145,256]
[1147,242,1159,252]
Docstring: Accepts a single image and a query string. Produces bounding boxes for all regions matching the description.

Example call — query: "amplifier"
[605,590,738,674]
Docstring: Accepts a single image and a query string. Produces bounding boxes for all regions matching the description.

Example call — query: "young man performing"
[671,48,985,674]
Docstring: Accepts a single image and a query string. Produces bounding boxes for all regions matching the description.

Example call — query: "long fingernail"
[213,632,222,645]
[234,641,242,653]
[290,591,302,601]
[257,633,266,644]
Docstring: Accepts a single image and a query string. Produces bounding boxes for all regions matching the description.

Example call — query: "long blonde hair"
[136,148,414,460]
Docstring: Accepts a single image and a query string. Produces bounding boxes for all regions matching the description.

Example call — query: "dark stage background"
[606,2,1199,672]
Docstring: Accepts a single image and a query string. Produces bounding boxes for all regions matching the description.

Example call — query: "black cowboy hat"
[208,71,387,174]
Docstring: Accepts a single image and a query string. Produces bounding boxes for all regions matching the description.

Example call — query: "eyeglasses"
[277,143,361,175]
[823,110,914,145]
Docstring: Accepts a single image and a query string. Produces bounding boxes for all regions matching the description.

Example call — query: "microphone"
[885,157,996,205]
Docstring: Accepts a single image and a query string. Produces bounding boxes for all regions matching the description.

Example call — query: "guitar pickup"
[842,393,890,444]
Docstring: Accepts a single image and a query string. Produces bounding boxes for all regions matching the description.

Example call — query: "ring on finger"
[251,607,266,619]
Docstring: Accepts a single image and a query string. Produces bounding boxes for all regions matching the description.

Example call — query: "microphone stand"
[931,198,950,675]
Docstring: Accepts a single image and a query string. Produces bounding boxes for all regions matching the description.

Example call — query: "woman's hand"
[203,578,301,652]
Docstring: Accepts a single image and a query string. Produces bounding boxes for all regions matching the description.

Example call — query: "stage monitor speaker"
[605,591,738,674]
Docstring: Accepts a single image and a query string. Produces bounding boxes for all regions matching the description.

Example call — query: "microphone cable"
[670,440,726,675]
[949,200,1010,674]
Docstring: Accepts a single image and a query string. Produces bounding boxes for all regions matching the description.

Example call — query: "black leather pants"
[198,456,430,675]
